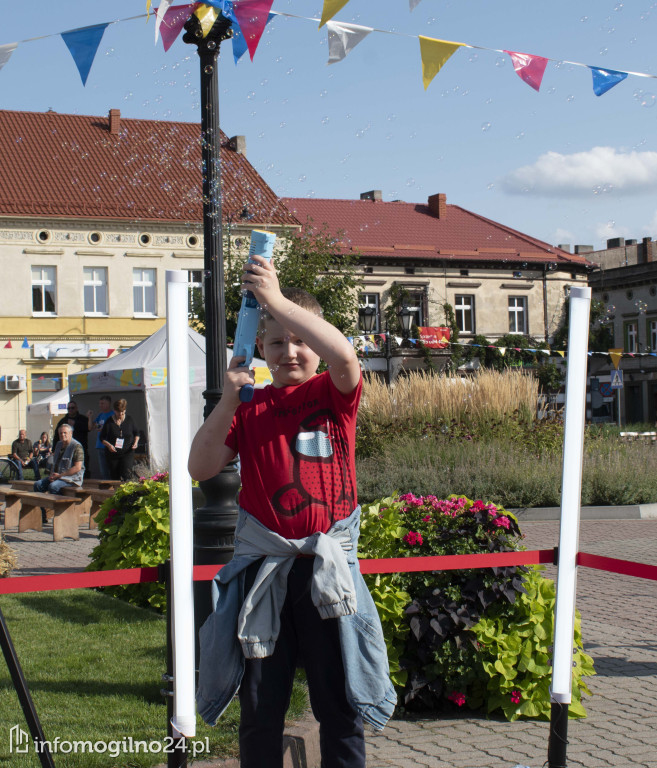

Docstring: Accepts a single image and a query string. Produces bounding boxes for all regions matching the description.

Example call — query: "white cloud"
[501,147,657,197]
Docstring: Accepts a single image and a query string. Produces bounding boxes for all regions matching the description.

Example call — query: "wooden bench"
[82,479,122,491]
[1,490,81,541]
[0,488,24,529]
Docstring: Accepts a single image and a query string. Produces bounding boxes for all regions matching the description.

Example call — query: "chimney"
[360,190,382,201]
[428,193,447,218]
[557,244,571,252]
[574,244,593,254]
[607,237,625,248]
[642,236,654,263]
[108,109,121,135]
[229,135,247,155]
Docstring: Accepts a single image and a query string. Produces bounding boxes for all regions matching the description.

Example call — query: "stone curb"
[511,502,657,521]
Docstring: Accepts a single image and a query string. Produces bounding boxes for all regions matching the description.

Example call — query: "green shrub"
[87,473,171,612]
[358,493,595,720]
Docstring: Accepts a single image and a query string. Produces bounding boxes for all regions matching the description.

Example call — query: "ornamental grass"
[361,369,538,426]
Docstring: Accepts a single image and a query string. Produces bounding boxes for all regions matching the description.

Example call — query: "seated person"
[34,424,85,521]
[10,429,41,480]
[33,432,53,471]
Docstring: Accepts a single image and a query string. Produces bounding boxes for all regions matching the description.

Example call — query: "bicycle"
[0,458,19,484]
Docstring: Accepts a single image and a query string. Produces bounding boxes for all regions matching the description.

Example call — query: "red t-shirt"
[225,370,362,539]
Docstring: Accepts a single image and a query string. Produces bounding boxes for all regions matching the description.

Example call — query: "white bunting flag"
[0,43,18,72]
[154,0,174,43]
[326,20,373,65]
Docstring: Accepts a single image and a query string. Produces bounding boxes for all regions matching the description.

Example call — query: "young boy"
[189,254,395,768]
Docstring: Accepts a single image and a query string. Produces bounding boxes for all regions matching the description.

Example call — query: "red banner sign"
[417,326,451,348]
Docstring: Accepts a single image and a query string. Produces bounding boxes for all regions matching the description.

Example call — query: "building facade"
[0,108,298,448]
[284,191,592,379]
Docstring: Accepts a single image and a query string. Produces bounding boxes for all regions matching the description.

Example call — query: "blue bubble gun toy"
[233,229,276,402]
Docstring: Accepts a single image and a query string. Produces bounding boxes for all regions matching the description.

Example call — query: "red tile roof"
[282,197,588,267]
[0,109,298,226]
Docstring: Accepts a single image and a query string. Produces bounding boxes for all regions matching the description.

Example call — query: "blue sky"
[2,0,656,249]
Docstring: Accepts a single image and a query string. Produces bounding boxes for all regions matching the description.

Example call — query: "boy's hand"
[241,253,281,307]
[223,355,255,409]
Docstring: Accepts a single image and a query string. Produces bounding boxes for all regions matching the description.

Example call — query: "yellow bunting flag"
[556,350,565,357]
[419,36,463,90]
[608,348,623,369]
[319,0,351,28]
[195,3,219,37]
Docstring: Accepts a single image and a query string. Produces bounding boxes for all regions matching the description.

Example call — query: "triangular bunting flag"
[504,50,549,92]
[608,349,623,369]
[394,336,403,345]
[0,43,18,72]
[158,3,199,51]
[194,3,219,37]
[319,0,351,28]
[61,23,109,86]
[233,0,275,60]
[409,0,423,9]
[107,348,115,357]
[498,347,506,356]
[326,20,373,65]
[21,337,29,349]
[41,347,50,360]
[556,350,565,357]
[4,340,11,348]
[419,36,463,90]
[154,0,173,42]
[590,67,628,97]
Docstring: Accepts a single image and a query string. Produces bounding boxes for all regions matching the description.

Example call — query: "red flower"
[510,690,522,704]
[403,531,424,546]
[447,691,466,707]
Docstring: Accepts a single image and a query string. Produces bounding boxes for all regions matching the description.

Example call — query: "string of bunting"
[0,1,654,95]
[346,329,657,363]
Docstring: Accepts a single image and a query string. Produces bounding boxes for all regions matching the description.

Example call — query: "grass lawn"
[0,589,308,767]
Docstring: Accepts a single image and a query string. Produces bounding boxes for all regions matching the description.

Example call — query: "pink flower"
[470,500,486,512]
[403,531,424,546]
[422,514,432,522]
[104,508,118,526]
[510,690,522,704]
[447,691,466,707]
[492,516,510,529]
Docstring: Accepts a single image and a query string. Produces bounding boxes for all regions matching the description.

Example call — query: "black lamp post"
[359,305,377,334]
[182,10,240,649]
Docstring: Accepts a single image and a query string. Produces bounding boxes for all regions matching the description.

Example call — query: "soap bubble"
[580,15,588,22]
[247,91,256,100]
[321,116,330,125]
[481,122,491,132]
[319,89,328,97]
[495,56,506,67]
[599,47,608,56]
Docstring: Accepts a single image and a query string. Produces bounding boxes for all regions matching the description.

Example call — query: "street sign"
[599,381,613,397]
[610,369,624,389]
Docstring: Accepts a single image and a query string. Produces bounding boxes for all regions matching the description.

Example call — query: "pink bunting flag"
[233,0,275,60]
[158,3,199,52]
[504,50,549,92]
[3,340,11,349]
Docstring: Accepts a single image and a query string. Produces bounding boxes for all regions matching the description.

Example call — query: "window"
[508,296,528,334]
[402,289,425,328]
[649,319,657,352]
[358,293,380,333]
[83,267,108,315]
[624,320,638,353]
[455,295,475,333]
[30,372,63,404]
[133,268,157,316]
[188,269,203,318]
[32,266,56,314]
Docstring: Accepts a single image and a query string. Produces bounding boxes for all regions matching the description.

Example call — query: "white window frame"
[626,321,638,353]
[83,267,108,316]
[31,266,57,316]
[455,294,475,334]
[359,293,381,333]
[508,296,528,334]
[403,289,425,328]
[188,269,203,319]
[649,319,657,352]
[133,268,157,317]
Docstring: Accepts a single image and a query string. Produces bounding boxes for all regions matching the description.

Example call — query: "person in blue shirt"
[92,395,113,479]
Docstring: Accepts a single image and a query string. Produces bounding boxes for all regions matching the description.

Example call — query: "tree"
[193,221,363,342]
[551,297,613,353]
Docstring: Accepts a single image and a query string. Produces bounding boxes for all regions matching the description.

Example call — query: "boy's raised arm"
[244,255,361,394]
[188,356,252,481]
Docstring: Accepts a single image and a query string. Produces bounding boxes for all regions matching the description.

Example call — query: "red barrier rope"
[577,551,657,581]
[0,549,555,595]
[1,549,655,596]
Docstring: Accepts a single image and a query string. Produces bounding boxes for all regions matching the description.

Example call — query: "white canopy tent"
[67,326,270,473]
[26,387,70,442]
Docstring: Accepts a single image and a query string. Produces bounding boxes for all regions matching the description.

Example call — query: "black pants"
[239,558,366,768]
[107,450,135,481]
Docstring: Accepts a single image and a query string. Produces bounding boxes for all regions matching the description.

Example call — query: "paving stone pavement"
[4,518,657,767]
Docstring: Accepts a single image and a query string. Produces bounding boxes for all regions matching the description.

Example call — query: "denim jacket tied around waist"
[196,506,397,731]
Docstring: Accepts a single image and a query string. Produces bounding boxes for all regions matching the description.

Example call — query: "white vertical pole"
[551,286,591,703]
[166,270,196,738]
